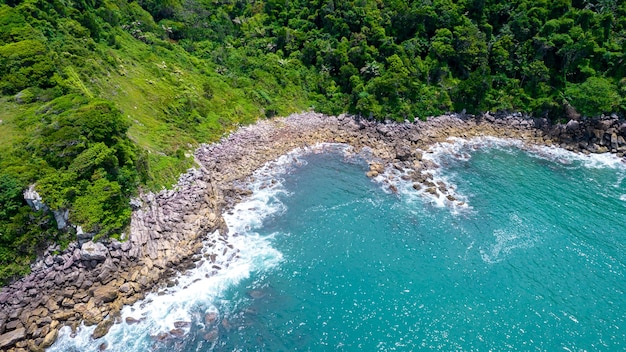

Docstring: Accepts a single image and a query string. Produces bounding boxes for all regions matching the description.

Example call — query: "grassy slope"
[0,98,21,149]
[90,33,310,188]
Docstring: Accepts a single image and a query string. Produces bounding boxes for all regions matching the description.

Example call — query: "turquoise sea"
[51,138,626,351]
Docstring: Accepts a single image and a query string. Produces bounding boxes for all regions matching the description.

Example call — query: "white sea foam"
[49,146,355,351]
[527,144,626,170]
[480,213,537,264]
[398,136,626,213]
[49,143,365,351]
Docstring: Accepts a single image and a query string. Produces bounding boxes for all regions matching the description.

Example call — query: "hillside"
[1,0,625,284]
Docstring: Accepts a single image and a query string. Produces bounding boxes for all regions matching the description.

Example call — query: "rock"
[52,310,75,321]
[125,317,141,325]
[61,297,75,308]
[247,290,266,299]
[118,283,132,294]
[129,198,142,210]
[169,328,185,338]
[80,241,109,262]
[565,119,580,131]
[92,285,118,304]
[53,209,69,230]
[40,328,58,349]
[173,321,191,329]
[154,332,169,341]
[0,327,26,349]
[203,328,219,341]
[92,318,114,339]
[5,320,23,331]
[592,129,605,140]
[23,185,46,211]
[611,133,619,151]
[204,312,218,325]
[221,318,232,332]
[394,143,413,161]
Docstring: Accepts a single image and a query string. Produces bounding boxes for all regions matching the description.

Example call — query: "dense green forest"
[1,0,625,284]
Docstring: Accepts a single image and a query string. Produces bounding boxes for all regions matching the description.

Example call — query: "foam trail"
[528,144,626,170]
[479,213,537,264]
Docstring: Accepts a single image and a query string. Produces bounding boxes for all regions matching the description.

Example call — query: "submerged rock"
[169,328,185,338]
[204,312,218,325]
[173,321,191,329]
[247,290,266,299]
[203,328,219,341]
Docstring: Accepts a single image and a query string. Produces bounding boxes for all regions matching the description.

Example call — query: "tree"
[565,76,621,116]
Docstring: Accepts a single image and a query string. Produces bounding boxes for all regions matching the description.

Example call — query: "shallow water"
[51,140,626,351]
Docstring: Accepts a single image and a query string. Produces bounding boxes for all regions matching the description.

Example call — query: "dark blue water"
[51,140,626,351]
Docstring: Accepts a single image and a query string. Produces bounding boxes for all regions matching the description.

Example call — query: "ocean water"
[50,139,626,351]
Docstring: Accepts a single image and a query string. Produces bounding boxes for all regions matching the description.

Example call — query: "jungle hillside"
[1,0,625,284]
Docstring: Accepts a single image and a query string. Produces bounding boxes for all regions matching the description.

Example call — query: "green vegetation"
[1,0,625,284]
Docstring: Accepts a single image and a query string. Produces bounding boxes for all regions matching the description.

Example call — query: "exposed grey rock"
[80,241,108,262]
[76,226,94,245]
[129,198,142,210]
[23,185,46,211]
[53,209,69,230]
[566,119,580,131]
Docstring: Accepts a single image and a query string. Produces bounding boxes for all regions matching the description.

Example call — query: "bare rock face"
[80,241,109,262]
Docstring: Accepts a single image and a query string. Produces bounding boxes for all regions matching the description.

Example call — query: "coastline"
[1,112,625,351]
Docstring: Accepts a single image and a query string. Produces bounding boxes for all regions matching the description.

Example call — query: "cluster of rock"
[0,172,226,351]
[1,111,624,351]
[559,115,626,155]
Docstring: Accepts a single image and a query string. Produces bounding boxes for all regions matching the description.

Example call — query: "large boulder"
[40,328,58,349]
[0,327,26,349]
[92,285,118,304]
[394,143,413,161]
[92,318,114,339]
[81,241,108,262]
[565,119,580,132]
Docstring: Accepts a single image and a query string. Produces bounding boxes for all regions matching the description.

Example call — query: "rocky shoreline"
[1,112,625,351]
